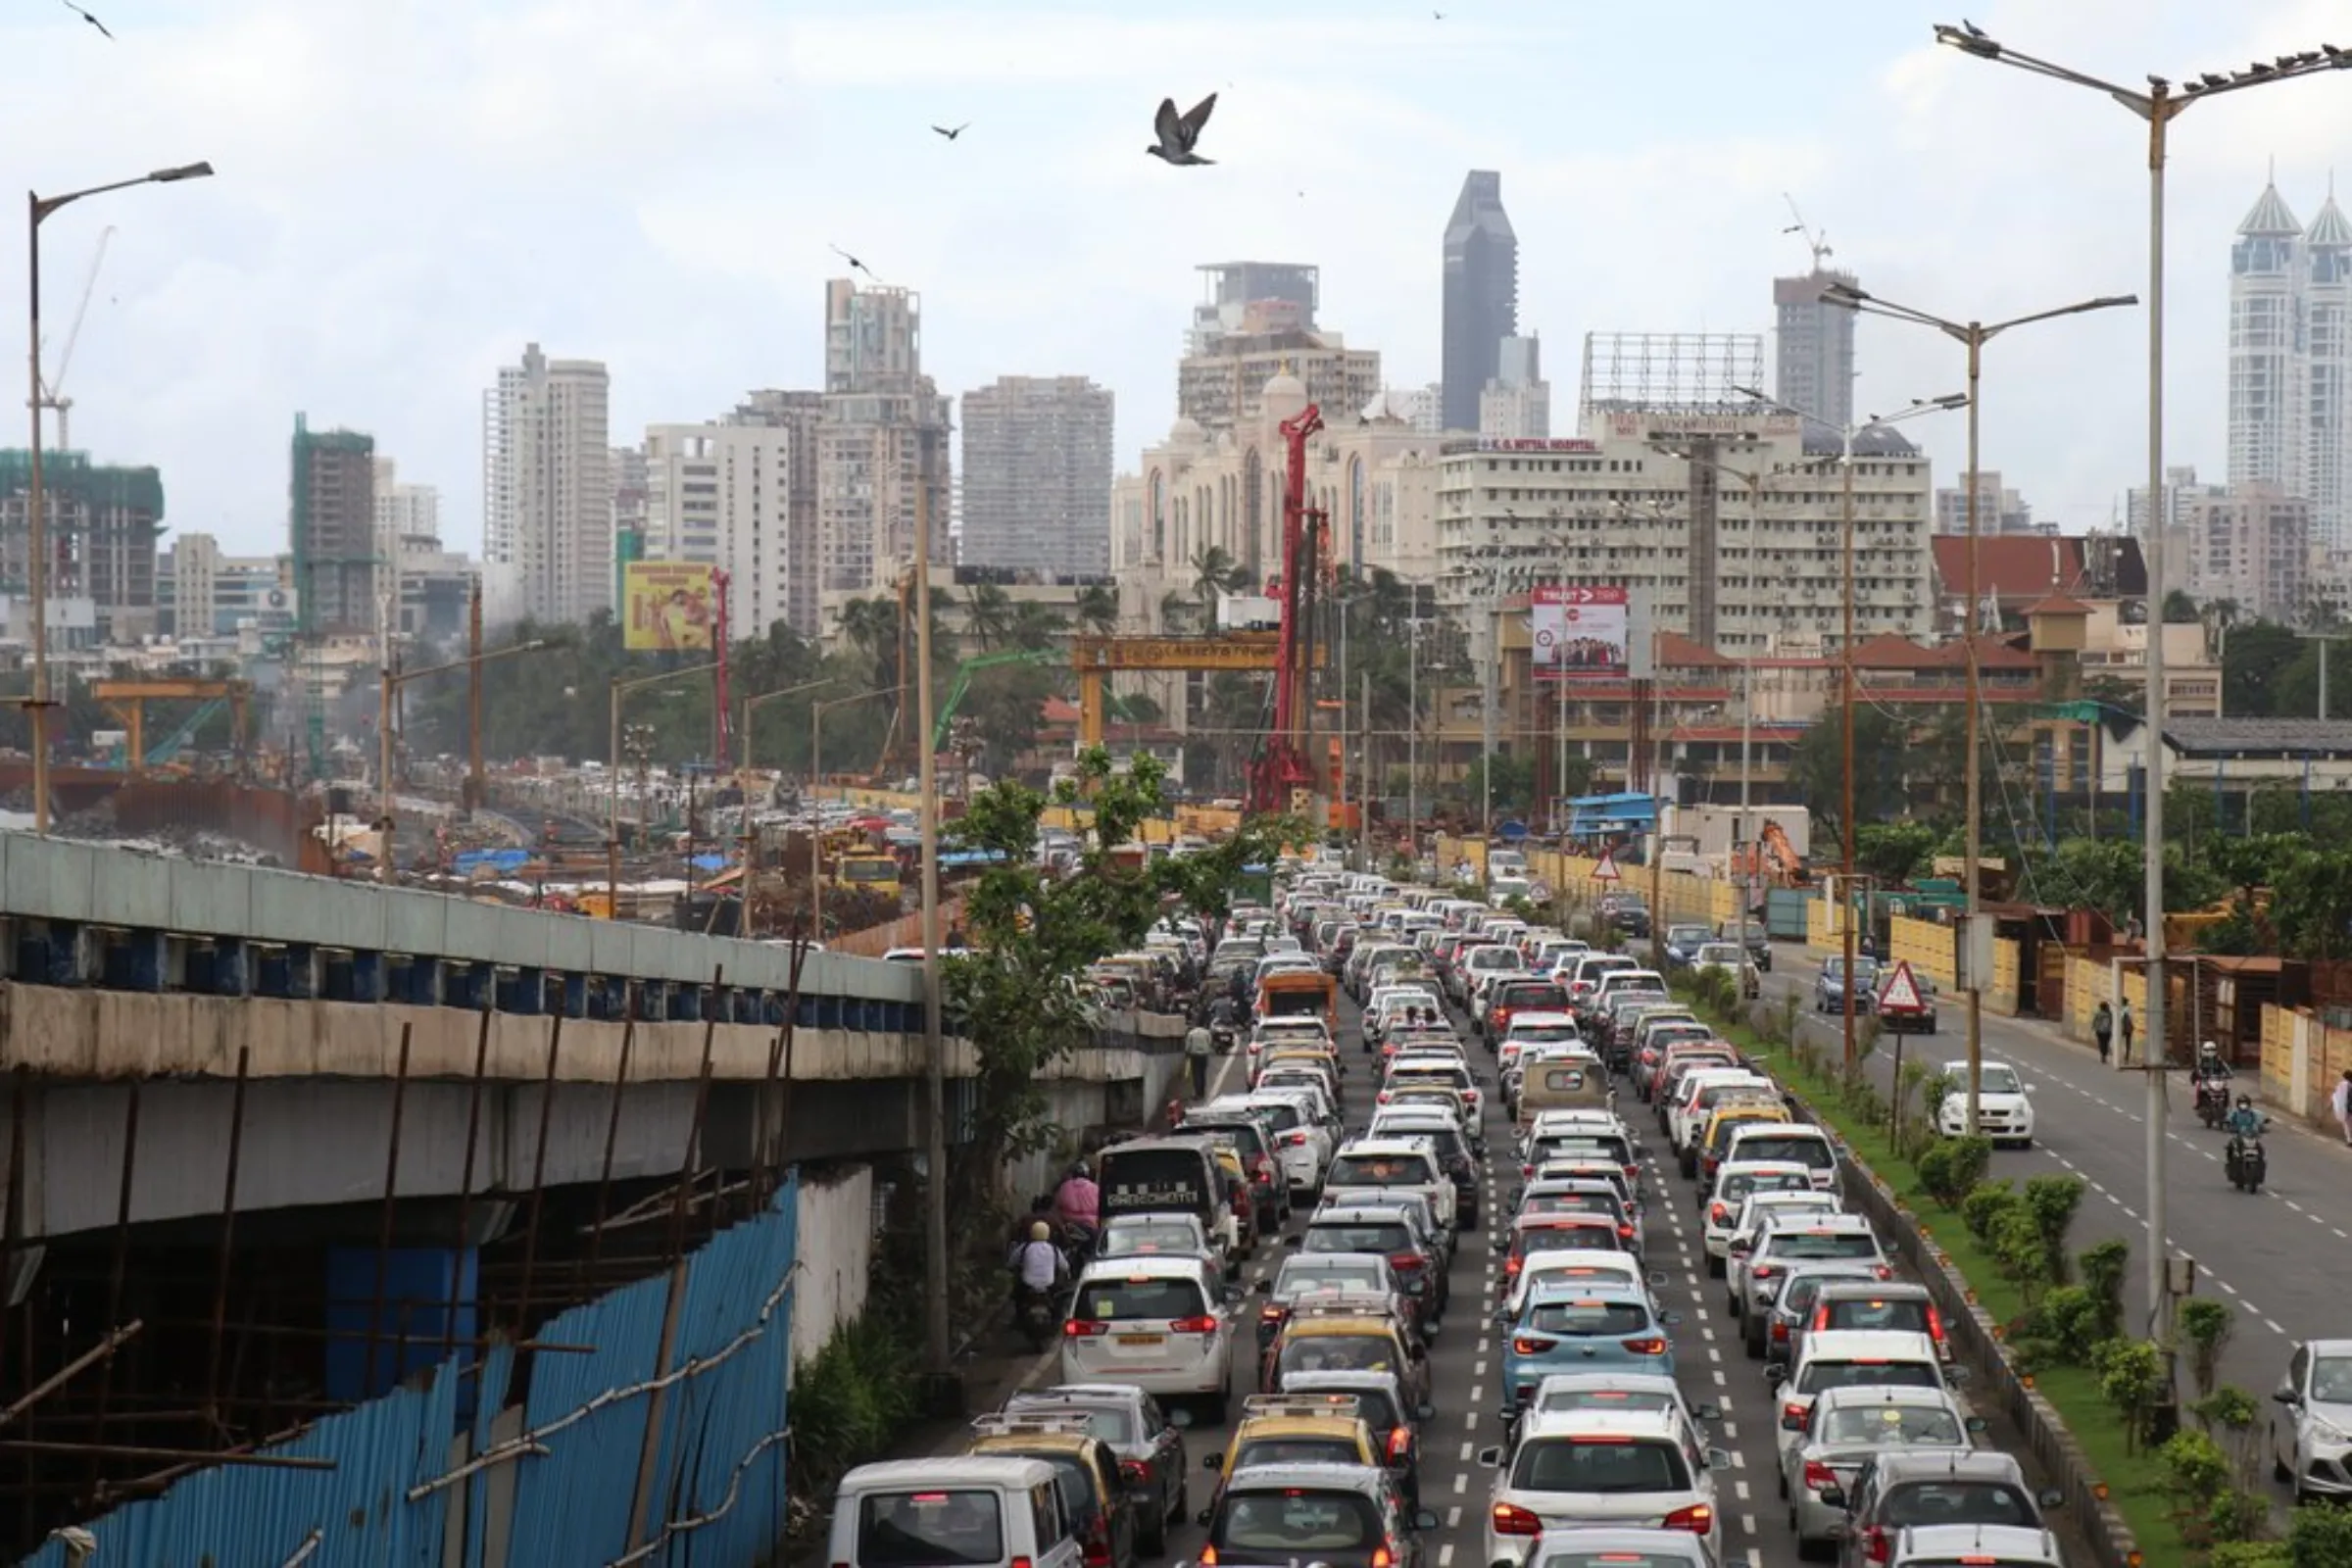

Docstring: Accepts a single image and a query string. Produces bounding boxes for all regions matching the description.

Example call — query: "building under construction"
[0,451,165,645]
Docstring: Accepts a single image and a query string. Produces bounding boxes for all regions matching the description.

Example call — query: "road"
[1757,944,2344,1467]
[964,987,2085,1568]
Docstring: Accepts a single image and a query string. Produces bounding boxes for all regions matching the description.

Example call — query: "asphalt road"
[964,990,2080,1568]
[1757,944,2345,1485]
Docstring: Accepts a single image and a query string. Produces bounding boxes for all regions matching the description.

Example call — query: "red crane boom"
[1249,401,1325,814]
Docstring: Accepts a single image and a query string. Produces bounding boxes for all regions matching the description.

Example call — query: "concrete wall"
[792,1165,876,1370]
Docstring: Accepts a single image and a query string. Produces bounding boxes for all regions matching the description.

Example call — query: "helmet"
[1031,1221,1053,1242]
[1070,1159,1092,1179]
[2200,1040,2220,1056]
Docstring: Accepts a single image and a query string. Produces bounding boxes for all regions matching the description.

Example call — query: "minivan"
[831,1455,1086,1568]
[1097,1137,1240,1260]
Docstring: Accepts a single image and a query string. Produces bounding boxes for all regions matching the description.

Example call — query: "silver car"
[1781,1384,1983,1555]
[2272,1337,2352,1502]
[1888,1523,2066,1566]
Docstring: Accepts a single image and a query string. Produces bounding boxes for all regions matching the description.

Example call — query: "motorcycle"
[1210,1024,1237,1055]
[2225,1130,2270,1194]
[2194,1078,2230,1130]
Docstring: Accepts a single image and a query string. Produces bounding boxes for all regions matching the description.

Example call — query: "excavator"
[1730,819,1809,887]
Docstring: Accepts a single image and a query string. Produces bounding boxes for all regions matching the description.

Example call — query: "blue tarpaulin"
[453,848,532,875]
[1564,792,1658,838]
[688,854,728,872]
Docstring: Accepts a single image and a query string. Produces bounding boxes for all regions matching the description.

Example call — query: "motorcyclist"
[1007,1219,1070,1318]
[1052,1160,1101,1244]
[2192,1040,2232,1087]
[2225,1095,2265,1144]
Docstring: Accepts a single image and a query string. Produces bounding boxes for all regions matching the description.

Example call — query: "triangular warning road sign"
[1878,958,1928,1014]
[1591,848,1622,882]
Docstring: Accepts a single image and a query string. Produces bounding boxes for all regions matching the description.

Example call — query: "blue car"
[1499,1279,1682,1410]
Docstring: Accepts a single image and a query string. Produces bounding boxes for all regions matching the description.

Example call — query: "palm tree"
[1005,603,1068,653]
[963,580,1012,651]
[1158,589,1197,634]
[1074,583,1120,637]
[1191,545,1244,625]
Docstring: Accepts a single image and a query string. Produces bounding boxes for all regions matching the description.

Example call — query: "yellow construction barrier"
[1888,915,1957,991]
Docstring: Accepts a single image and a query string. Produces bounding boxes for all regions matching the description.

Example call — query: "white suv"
[1476,1403,1728,1567]
[1060,1255,1237,1420]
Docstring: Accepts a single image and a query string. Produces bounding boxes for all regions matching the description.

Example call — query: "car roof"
[1505,1011,1581,1028]
[1815,1281,1933,1302]
[1810,1384,1957,1412]
[1338,1138,1441,1157]
[1894,1523,2062,1560]
[1532,1370,1685,1402]
[845,1455,1061,1487]
[1525,1528,1707,1561]
[1523,1276,1650,1304]
[1075,1255,1212,1282]
[1718,1159,1814,1177]
[1024,1383,1145,1407]
[1765,1215,1877,1236]
[1867,1448,2032,1484]
[1215,1460,1393,1495]
[1312,1205,1417,1225]
[1799,1329,1941,1361]
[1519,1404,1681,1441]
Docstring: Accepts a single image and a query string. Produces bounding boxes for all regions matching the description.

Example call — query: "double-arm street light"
[1822,281,2137,1139]
[607,662,718,917]
[26,162,214,834]
[1735,388,1966,1079]
[376,638,550,884]
[1932,14,2351,1347]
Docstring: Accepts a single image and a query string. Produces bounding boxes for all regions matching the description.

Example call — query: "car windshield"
[1799,1359,1941,1395]
[1822,1298,1936,1336]
[1520,1226,1621,1256]
[1721,1171,1810,1204]
[858,1491,1004,1568]
[1820,1403,1963,1446]
[1279,1259,1388,1297]
[1535,1387,1679,1418]
[1538,1554,1701,1568]
[2315,1357,2352,1401]
[1278,1334,1397,1377]
[1102,1219,1201,1255]
[1510,1437,1691,1494]
[1512,1025,1581,1044]
[1881,1481,2038,1528]
[1773,1232,1878,1260]
[1307,1223,1410,1254]
[1012,1400,1135,1445]
[1521,1192,1621,1222]
[1233,1437,1363,1469]
[1328,1153,1434,1188]
[1978,1066,2024,1095]
[1524,1298,1652,1336]
[1072,1277,1207,1322]
[1736,1136,1835,1170]
[1212,1491,1384,1553]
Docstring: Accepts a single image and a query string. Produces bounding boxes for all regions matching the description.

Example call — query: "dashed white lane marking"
[1452,1473,1467,1494]
[1446,1506,1462,1528]
[1734,1479,1750,1501]
[1457,1441,1472,1462]
[1439,1546,1454,1568]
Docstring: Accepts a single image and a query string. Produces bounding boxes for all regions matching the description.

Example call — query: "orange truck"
[1257,969,1338,1032]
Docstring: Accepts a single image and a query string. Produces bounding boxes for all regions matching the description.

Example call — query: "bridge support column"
[497,966,544,1015]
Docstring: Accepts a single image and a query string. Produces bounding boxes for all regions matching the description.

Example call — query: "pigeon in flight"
[829,244,879,280]
[58,0,112,37]
[1147,93,1218,166]
[932,122,968,140]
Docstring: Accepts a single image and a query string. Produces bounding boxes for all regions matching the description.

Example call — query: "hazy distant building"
[1934,470,2035,535]
[0,450,164,644]
[2179,480,2311,620]
[1177,263,1381,436]
[729,389,826,634]
[289,416,376,635]
[482,343,612,626]
[959,375,1115,577]
[2229,177,2352,549]
[818,281,951,598]
[1774,267,1858,430]
[1479,335,1550,440]
[160,533,296,641]
[370,457,472,640]
[1442,172,1517,433]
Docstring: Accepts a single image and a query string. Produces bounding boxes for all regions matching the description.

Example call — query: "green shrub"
[1990,1205,2056,1304]
[1960,1179,2018,1244]
[790,1313,923,1504]
[2178,1297,2237,1400]
[2211,1544,2291,1568]
[2021,1174,2085,1286]
[2094,1336,2168,1454]
[2290,1501,2352,1564]
[1916,1135,1990,1210]
[2030,1285,2108,1366]
[2079,1238,2130,1342]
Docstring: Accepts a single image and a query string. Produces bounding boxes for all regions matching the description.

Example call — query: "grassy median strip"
[1683,998,2186,1561]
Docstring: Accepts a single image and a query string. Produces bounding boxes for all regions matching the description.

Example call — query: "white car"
[1059,1255,1237,1419]
[1766,1329,1947,1472]
[2273,1338,2352,1503]
[1478,1404,1729,1567]
[1936,1058,2037,1148]
[1699,1162,1816,1270]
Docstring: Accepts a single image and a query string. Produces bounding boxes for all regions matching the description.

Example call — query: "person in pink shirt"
[1053,1159,1101,1240]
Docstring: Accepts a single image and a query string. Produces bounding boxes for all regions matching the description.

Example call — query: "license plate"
[1118,1333,1163,1347]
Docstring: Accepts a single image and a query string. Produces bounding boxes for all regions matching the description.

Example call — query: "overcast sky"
[6,0,2351,562]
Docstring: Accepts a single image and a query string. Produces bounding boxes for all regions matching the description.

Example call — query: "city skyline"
[4,2,2349,568]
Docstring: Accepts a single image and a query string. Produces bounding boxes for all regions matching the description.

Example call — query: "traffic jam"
[832,863,2076,1568]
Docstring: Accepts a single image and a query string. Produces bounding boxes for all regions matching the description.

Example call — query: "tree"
[2162,587,2201,624]
[2221,620,2303,717]
[944,748,1290,1171]
[1857,820,1937,887]
[2275,844,2352,959]
[1074,583,1120,637]
[1191,546,1244,622]
[1461,752,1537,815]
[1788,704,1908,836]
[961,581,1012,651]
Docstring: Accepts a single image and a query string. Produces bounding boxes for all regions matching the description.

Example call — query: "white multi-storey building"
[641,420,805,641]
[482,343,612,626]
[959,375,1115,576]
[1434,405,1936,656]
[817,281,951,601]
[2228,179,2352,549]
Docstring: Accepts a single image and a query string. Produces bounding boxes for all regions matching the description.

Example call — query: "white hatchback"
[1478,1404,1729,1568]
[1060,1256,1237,1419]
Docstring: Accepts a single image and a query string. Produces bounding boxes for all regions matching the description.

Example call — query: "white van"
[829,1455,1086,1568]
[1059,1255,1237,1419]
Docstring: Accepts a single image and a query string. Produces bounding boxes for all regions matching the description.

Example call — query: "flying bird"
[58,0,112,37]
[1147,93,1218,166]
[932,122,968,140]
[829,244,879,279]
[1434,9,1446,18]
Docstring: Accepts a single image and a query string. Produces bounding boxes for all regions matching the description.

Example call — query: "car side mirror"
[1816,1485,1844,1508]
[1692,1400,1723,1422]
[1945,1366,1972,1387]
[2037,1487,2065,1509]
[1707,1447,1735,1472]
[1491,1235,1510,1254]
[1646,1269,1669,1287]
[1252,1278,1272,1295]
[1201,1453,1223,1472]
[1964,1416,1988,1435]
[1476,1445,1503,1468]
[1169,1406,1196,1429]
[1415,1402,1436,1422]
[1763,1362,1788,1387]
[1661,1311,1684,1327]
[2275,1385,2301,1405]
[1412,1509,1442,1532]
[1195,1507,1214,1526]
[1282,1233,1304,1248]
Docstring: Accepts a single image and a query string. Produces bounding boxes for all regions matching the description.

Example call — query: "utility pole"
[912,435,951,1377]
[466,580,484,814]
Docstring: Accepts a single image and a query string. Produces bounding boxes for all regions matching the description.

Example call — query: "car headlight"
[2313,1416,2352,1445]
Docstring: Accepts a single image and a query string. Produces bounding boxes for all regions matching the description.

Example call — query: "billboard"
[1531,585,1629,680]
[622,562,718,651]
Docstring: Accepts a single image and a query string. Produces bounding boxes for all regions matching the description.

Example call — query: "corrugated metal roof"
[2162,718,2352,758]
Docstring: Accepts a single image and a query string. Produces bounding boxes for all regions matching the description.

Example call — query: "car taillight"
[1231,1188,1250,1214]
[1083,1522,1111,1567]
[1387,1426,1412,1460]
[1169,1315,1219,1335]
[1389,1251,1426,1273]
[1863,1526,1890,1564]
[1120,1459,1148,1484]
[1260,1305,1287,1322]
[1511,1335,1554,1354]
[1617,1224,1635,1241]
[1873,1263,1894,1280]
[1782,1399,1808,1426]
[1504,1254,1523,1278]
[1927,1304,1948,1345]
[1491,1502,1544,1537]
[1803,1460,1838,1494]
[1621,1336,1667,1355]
[1200,1548,1220,1568]
[1661,1502,1713,1534]
[1377,1090,1392,1102]
[1063,1319,1108,1338]
[1280,1130,1309,1147]
[1521,1162,1534,1178]
[1751,1264,1777,1282]
[1708,1202,1728,1226]
[1369,1544,1395,1568]
[1771,1319,1789,1343]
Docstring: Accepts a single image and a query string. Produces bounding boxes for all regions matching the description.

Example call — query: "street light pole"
[25,162,214,835]
[377,638,551,885]
[1735,387,1963,1072]
[738,675,839,878]
[1821,281,2136,1131]
[607,662,718,920]
[912,433,951,1378]
[1931,12,2347,1348]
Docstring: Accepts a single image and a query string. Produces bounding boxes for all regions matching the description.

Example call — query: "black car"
[1719,920,1772,972]
[1607,898,1652,940]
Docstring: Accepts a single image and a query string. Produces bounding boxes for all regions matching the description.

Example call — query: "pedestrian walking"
[2332,1070,2352,1146]
[2092,1001,2114,1066]
[1184,1018,1213,1100]
[2118,1001,2135,1066]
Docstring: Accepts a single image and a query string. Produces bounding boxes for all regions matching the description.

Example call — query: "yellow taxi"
[1257,1298,1429,1411]
[1197,1393,1379,1523]
[1697,1101,1792,1193]
[1207,1143,1258,1252]
[967,1412,1139,1568]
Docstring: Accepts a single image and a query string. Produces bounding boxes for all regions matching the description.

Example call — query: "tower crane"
[1780,194,1832,272]
[32,224,114,452]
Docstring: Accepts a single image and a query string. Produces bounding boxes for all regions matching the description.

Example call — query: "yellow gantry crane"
[1068,632,1325,748]
[91,678,253,775]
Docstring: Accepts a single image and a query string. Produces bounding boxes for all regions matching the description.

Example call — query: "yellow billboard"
[622,562,718,651]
